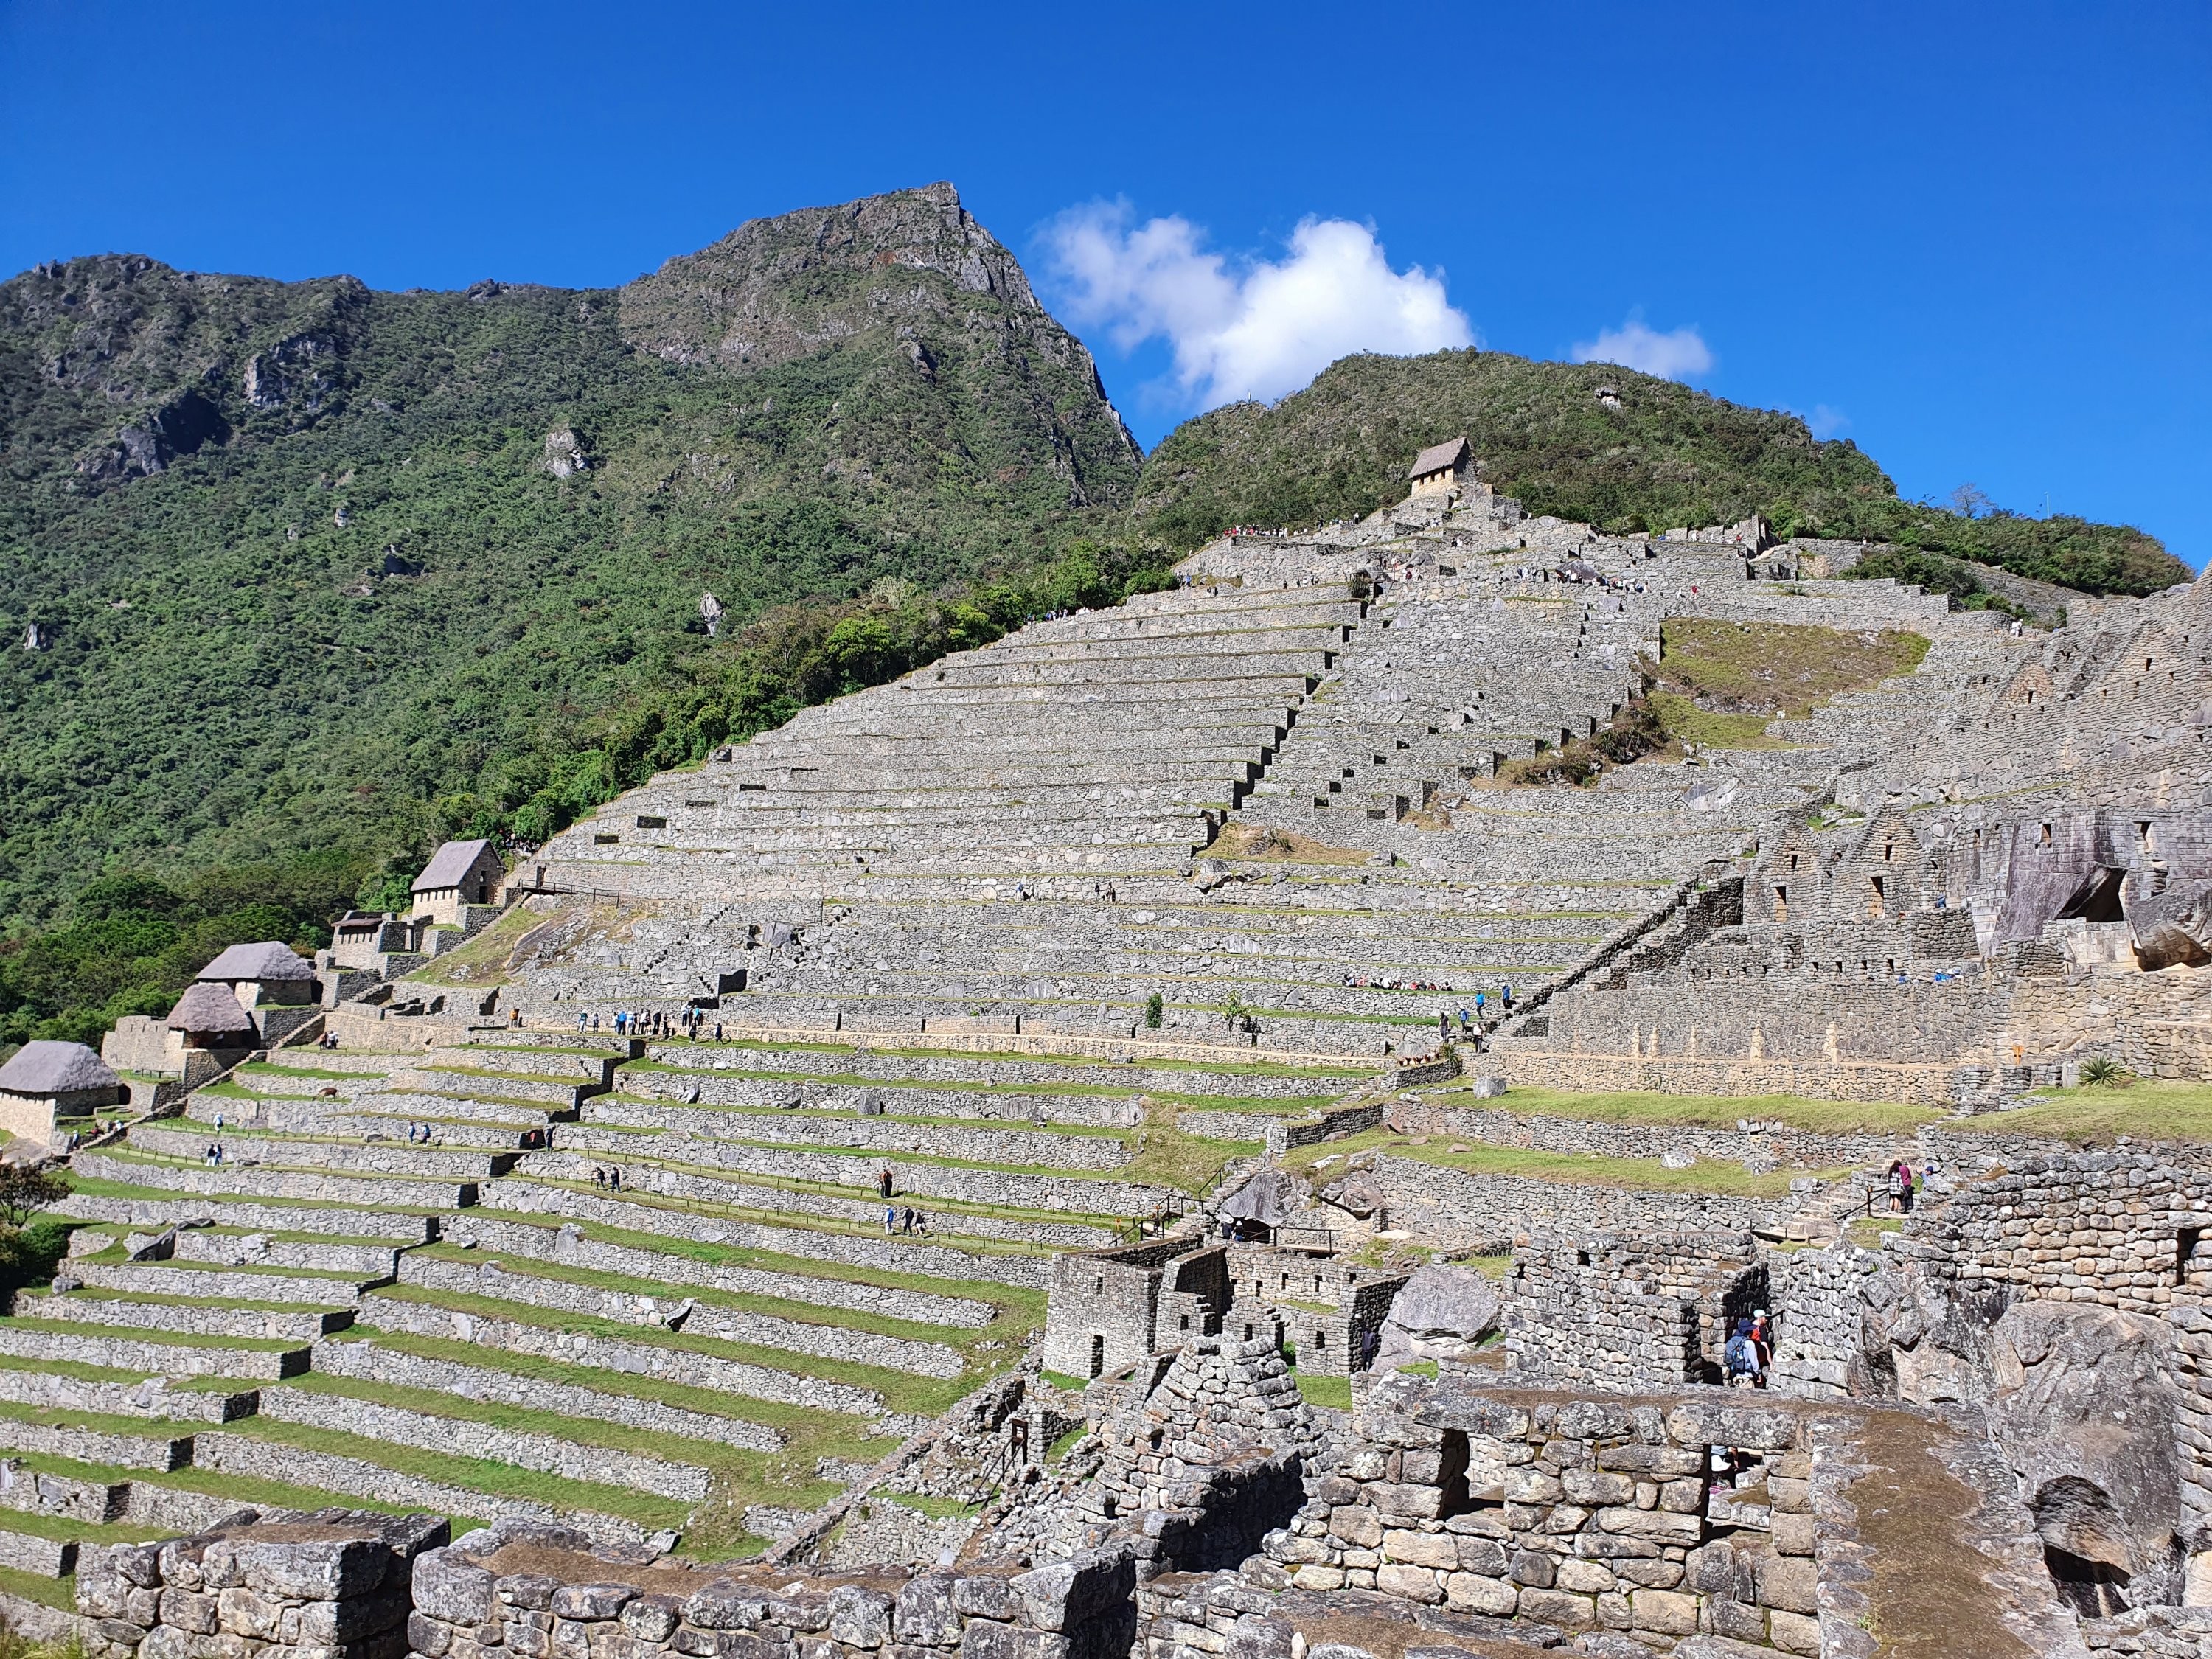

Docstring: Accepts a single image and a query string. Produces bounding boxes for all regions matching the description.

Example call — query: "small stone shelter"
[1406,437,1472,498]
[411,838,507,925]
[0,1040,122,1146]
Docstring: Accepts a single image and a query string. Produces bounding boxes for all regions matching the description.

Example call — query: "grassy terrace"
[60,1172,449,1219]
[485,1210,1046,1321]
[400,1242,994,1349]
[1946,1080,2212,1145]
[362,1282,972,1408]
[622,1057,1343,1114]
[330,1329,862,1556]
[1408,1082,1938,1135]
[1280,1127,1840,1198]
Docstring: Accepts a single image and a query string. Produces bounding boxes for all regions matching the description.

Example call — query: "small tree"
[0,1165,66,1227]
[1144,992,1164,1029]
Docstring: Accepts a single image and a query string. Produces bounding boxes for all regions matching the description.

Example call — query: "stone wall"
[1385,1098,1906,1171]
[1250,1375,1826,1652]
[1366,1155,1765,1251]
[405,1521,1139,1659]
[75,1508,449,1659]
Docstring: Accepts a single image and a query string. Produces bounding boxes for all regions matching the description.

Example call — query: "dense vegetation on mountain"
[1130,350,2185,596]
[0,184,1143,939]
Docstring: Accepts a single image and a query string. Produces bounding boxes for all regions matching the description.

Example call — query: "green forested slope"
[0,184,1143,933]
[1130,349,2184,594]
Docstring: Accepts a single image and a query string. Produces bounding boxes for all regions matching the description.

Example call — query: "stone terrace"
[24,1017,1327,1593]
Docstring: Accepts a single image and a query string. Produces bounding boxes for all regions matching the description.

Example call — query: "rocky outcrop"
[1990,1301,2183,1609]
[1371,1262,1501,1368]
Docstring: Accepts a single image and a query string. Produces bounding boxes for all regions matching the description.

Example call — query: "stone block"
[1593,1591,1632,1631]
[827,1588,893,1650]
[1365,1484,1444,1520]
[1371,1564,1440,1604]
[1287,1567,1342,1593]
[1708,1600,1765,1645]
[1453,1537,1507,1577]
[1561,1471,1636,1507]
[1767,1610,1820,1655]
[1595,1507,1703,1545]
[552,1589,636,1624]
[895,1578,961,1647]
[620,1600,682,1644]
[1513,1588,1594,1630]
[218,1589,285,1641]
[161,1589,222,1635]
[1378,1531,1455,1570]
[1326,1508,1380,1548]
[411,1613,455,1657]
[1770,1512,1815,1557]
[1628,1590,1697,1636]
[1509,1551,1554,1590]
[1755,1555,1817,1615]
[498,1579,560,1615]
[1658,1478,1703,1514]
[959,1623,1068,1659]
[1441,1573,1516,1618]
[950,1579,1015,1625]
[1765,1477,1809,1514]
[239,1539,389,1602]
[302,1586,411,1646]
[1554,1560,1615,1595]
[507,1621,553,1659]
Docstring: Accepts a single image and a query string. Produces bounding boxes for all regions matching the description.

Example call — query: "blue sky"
[4,1,2206,564]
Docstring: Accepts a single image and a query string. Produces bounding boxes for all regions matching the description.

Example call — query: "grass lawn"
[1655,617,1930,716]
[1291,1372,1351,1410]
[1413,1082,1937,1135]
[1282,1128,1834,1199]
[1950,1079,2212,1145]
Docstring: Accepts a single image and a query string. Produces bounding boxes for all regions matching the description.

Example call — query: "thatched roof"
[167,981,257,1034]
[414,838,497,893]
[0,1040,119,1097]
[198,941,313,983]
[1406,437,1470,480]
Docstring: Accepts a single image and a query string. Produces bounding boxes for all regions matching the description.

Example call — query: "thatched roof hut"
[197,941,313,984]
[0,1040,119,1099]
[167,981,257,1040]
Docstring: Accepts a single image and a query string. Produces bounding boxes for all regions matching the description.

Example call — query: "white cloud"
[1571,316,1714,381]
[1805,404,1849,439]
[1041,202,1474,408]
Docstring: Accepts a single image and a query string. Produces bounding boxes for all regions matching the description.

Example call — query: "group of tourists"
[883,1204,931,1235]
[402,1121,439,1144]
[1343,975,1461,994]
[1724,1308,1775,1388]
[590,1166,625,1191]
[575,1010,725,1041]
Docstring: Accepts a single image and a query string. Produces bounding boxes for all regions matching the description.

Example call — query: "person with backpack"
[1725,1319,1761,1389]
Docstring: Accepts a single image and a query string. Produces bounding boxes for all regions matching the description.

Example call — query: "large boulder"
[1373,1262,1501,1368]
[1988,1301,2181,1610]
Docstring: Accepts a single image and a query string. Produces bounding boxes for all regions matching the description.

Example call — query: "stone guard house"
[0,1040,122,1147]
[411,838,507,927]
[1405,437,1472,500]
[196,941,317,1009]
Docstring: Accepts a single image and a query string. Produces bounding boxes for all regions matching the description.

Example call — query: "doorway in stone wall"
[1089,1334,1105,1379]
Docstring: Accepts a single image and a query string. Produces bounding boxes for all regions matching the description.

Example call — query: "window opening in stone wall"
[2041,822,2053,846]
[1094,1276,1104,1293]
[1577,1249,1590,1266]
[1787,852,1799,870]
[1883,840,1894,861]
[1868,875,1885,916]
[1773,886,1787,922]
[2139,821,2155,852]
[1088,1334,1105,1379]
[1314,1329,1326,1351]
[2179,1228,2201,1284]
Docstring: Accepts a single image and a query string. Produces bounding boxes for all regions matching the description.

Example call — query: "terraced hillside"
[498,506,2040,1059]
[11,1020,1329,1587]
